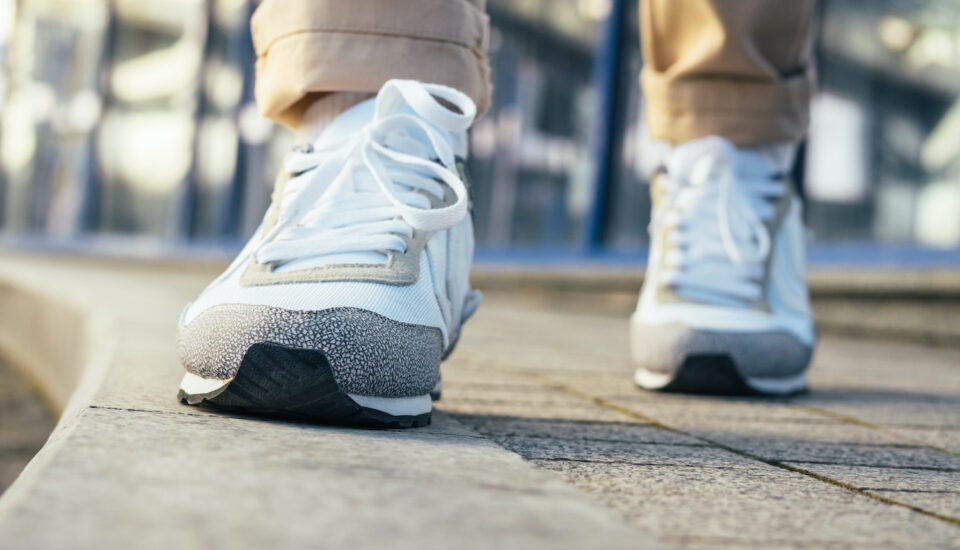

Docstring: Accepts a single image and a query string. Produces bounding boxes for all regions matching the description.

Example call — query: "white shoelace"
[254,80,476,267]
[653,138,787,307]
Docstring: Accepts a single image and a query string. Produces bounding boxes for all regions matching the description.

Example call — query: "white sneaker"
[632,136,816,396]
[177,80,481,427]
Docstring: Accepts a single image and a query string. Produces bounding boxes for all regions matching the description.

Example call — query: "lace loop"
[653,138,786,306]
[254,80,474,267]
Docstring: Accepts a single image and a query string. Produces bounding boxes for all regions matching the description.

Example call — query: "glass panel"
[190,0,250,240]
[470,0,602,249]
[0,0,108,234]
[9,0,955,257]
[94,0,207,237]
[604,0,960,253]
[807,0,960,248]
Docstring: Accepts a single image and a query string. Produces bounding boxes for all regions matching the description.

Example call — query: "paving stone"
[592,388,835,424]
[486,434,747,468]
[455,301,634,373]
[804,399,960,430]
[438,399,636,422]
[0,408,653,550]
[808,337,960,395]
[669,419,960,470]
[784,463,960,492]
[0,359,55,496]
[591,387,960,470]
[439,364,544,387]
[886,426,960,454]
[0,458,31,494]
[782,463,960,519]
[0,260,662,549]
[533,460,960,548]
[452,415,702,446]
[439,382,588,408]
[868,490,960,519]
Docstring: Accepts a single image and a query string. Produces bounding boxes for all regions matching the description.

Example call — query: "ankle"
[297,92,375,143]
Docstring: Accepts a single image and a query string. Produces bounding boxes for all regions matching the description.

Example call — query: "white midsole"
[633,369,673,390]
[347,393,432,416]
[180,372,432,417]
[744,372,809,395]
[634,368,808,395]
[180,372,233,396]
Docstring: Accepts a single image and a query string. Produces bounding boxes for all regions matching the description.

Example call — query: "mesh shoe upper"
[178,80,480,396]
[632,137,815,385]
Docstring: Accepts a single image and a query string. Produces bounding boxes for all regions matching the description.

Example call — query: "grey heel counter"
[178,305,442,397]
[631,323,812,379]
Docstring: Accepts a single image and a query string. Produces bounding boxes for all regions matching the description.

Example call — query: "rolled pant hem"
[251,0,490,127]
[256,28,481,56]
[642,68,814,146]
[255,32,490,127]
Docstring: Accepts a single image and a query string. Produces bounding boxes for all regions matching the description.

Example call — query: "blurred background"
[0,0,959,265]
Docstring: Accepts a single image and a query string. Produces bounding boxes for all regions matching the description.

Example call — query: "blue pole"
[582,0,627,253]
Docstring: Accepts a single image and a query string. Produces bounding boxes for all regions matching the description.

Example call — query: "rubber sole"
[178,343,433,429]
[634,354,809,397]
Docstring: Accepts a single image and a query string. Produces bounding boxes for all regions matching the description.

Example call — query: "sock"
[754,142,797,175]
[296,92,375,143]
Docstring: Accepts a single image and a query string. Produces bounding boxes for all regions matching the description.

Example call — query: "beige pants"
[252,0,816,146]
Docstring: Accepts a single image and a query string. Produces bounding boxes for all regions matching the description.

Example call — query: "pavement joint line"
[87,404,216,419]
[798,405,960,457]
[787,442,931,449]
[447,416,660,429]
[859,488,960,494]
[530,457,742,469]
[443,397,591,406]
[598,411,842,426]
[86,405,491,441]
[784,460,960,472]
[656,534,890,548]
[442,381,549,391]
[478,363,960,530]
[880,424,960,430]
[493,434,714,447]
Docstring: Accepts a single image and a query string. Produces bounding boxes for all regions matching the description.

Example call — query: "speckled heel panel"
[179,343,431,428]
[631,322,812,380]
[178,305,443,397]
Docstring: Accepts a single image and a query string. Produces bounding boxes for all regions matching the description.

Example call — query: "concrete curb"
[0,258,658,549]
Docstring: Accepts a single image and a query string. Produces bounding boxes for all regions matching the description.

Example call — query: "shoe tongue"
[668,136,794,185]
[275,97,448,273]
[314,98,377,148]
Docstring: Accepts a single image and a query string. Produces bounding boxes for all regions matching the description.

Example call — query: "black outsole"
[178,343,431,429]
[643,354,808,397]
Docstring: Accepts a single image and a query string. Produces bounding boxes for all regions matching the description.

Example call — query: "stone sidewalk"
[0,360,54,493]
[0,255,958,549]
[442,291,960,548]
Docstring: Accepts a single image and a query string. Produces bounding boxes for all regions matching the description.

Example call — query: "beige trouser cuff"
[251,0,491,127]
[641,67,815,147]
[640,0,817,147]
